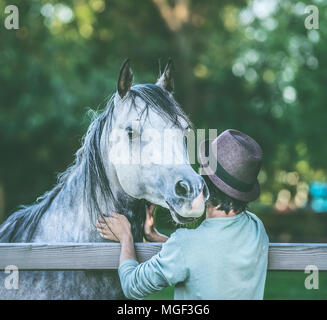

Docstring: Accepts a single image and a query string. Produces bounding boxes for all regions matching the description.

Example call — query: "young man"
[97,129,269,300]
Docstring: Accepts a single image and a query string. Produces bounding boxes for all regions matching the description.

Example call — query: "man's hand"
[144,202,168,242]
[97,212,132,244]
[97,212,136,264]
[144,202,156,238]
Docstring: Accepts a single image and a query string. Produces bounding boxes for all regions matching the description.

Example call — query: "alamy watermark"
[304,265,319,290]
[108,127,218,173]
[3,5,19,30]
[304,5,319,30]
[0,4,322,31]
[3,265,19,290]
[1,4,321,32]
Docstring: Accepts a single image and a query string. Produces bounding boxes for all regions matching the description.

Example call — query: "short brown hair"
[203,175,248,214]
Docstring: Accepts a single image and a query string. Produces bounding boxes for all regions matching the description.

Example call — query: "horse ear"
[117,59,133,98]
[156,58,174,93]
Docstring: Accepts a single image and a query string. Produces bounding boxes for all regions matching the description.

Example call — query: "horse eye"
[125,126,139,140]
[125,127,133,139]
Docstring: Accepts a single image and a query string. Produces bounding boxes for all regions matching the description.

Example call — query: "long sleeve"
[118,229,188,300]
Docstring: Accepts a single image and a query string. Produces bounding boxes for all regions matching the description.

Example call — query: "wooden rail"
[0,243,327,271]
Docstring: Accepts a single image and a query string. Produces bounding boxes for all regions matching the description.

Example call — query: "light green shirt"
[118,211,269,300]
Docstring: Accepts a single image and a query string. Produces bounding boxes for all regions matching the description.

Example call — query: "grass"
[145,271,327,300]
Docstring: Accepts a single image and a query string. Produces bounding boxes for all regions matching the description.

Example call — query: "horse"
[0,60,209,299]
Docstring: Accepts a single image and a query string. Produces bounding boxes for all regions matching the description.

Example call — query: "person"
[97,129,269,300]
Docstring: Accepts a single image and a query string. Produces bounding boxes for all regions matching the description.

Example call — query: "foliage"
[0,0,327,222]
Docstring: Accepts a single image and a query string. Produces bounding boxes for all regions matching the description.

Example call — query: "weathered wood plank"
[268,243,327,271]
[0,243,326,271]
[0,243,162,270]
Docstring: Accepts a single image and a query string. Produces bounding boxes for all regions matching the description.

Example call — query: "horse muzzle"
[166,176,209,224]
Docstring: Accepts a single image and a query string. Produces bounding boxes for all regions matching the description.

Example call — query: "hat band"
[214,160,254,193]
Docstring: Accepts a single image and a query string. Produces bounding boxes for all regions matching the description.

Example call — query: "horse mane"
[0,84,191,242]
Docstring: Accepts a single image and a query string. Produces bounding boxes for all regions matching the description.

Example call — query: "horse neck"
[33,163,144,242]
[105,163,146,241]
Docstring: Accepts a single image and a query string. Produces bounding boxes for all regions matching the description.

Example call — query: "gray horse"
[0,60,208,299]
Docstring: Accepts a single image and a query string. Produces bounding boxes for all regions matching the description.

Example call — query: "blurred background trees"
[0,0,327,242]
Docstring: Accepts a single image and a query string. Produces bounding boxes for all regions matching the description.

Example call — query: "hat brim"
[198,139,260,202]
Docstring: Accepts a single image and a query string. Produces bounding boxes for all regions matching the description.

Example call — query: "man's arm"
[118,230,187,299]
[97,213,137,264]
[97,214,187,299]
[119,232,136,264]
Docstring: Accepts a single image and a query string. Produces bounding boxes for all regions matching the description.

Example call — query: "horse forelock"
[130,84,192,129]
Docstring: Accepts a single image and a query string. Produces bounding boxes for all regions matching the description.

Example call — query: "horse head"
[104,60,209,224]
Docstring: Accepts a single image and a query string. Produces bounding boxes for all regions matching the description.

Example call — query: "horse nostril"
[202,181,209,200]
[175,180,191,198]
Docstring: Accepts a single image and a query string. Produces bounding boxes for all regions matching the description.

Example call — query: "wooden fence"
[0,243,327,271]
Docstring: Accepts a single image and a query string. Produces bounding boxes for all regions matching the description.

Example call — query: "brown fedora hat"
[199,129,263,202]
